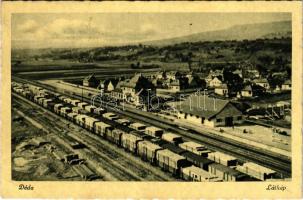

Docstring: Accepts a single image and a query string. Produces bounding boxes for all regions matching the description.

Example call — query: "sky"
[12,13,291,49]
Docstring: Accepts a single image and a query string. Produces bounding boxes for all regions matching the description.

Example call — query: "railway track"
[13,77,292,178]
[12,93,178,181]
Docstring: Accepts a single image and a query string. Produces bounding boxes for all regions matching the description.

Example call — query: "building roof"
[283,80,291,85]
[178,95,238,120]
[254,78,268,83]
[84,74,97,82]
[233,69,242,74]
[242,85,252,91]
[215,83,228,89]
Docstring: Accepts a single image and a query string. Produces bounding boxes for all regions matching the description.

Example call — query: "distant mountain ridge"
[144,20,291,46]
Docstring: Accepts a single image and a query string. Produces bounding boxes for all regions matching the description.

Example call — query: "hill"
[144,21,291,46]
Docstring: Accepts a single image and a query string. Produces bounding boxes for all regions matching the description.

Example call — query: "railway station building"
[176,94,243,127]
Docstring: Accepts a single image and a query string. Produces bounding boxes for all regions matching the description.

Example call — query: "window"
[201,117,205,124]
[216,118,222,122]
[185,114,188,119]
[237,116,242,120]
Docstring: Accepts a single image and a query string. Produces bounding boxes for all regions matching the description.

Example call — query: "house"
[253,78,270,90]
[83,74,98,87]
[98,78,119,92]
[241,85,265,98]
[120,74,155,106]
[281,80,291,90]
[214,84,228,96]
[208,77,223,88]
[233,69,243,78]
[176,95,243,127]
[166,71,183,81]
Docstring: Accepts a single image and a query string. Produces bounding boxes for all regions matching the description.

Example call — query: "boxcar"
[54,103,64,114]
[129,122,147,132]
[94,121,112,137]
[60,107,72,118]
[236,162,276,181]
[156,149,190,175]
[121,133,143,153]
[106,129,125,146]
[145,126,164,138]
[71,99,81,106]
[115,118,131,126]
[63,98,72,104]
[181,151,214,171]
[161,143,187,155]
[208,163,248,181]
[84,116,100,131]
[84,105,97,113]
[137,140,163,164]
[67,112,78,122]
[181,166,222,182]
[42,99,53,108]
[78,102,88,109]
[207,152,238,167]
[94,107,106,115]
[179,141,209,156]
[161,132,183,145]
[75,114,88,127]
[38,97,46,106]
[103,112,119,121]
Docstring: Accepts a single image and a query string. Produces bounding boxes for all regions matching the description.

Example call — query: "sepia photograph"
[1,1,302,199]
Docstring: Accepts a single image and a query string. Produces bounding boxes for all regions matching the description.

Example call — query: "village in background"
[11,17,291,182]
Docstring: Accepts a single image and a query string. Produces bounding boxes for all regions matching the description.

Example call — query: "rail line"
[13,92,177,181]
[13,77,292,178]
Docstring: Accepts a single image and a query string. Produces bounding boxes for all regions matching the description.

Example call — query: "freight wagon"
[208,163,248,181]
[129,122,147,132]
[106,129,125,146]
[67,112,78,122]
[42,99,53,108]
[145,126,164,138]
[181,166,221,182]
[94,107,106,115]
[94,121,112,137]
[115,118,131,126]
[78,102,88,109]
[75,114,88,127]
[156,149,190,175]
[54,103,64,114]
[103,112,119,120]
[71,99,81,106]
[60,107,72,117]
[84,116,100,131]
[179,141,210,156]
[162,132,183,145]
[237,162,276,181]
[38,97,46,105]
[208,152,238,166]
[121,133,143,153]
[137,140,163,164]
[84,105,97,113]
[181,151,214,171]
